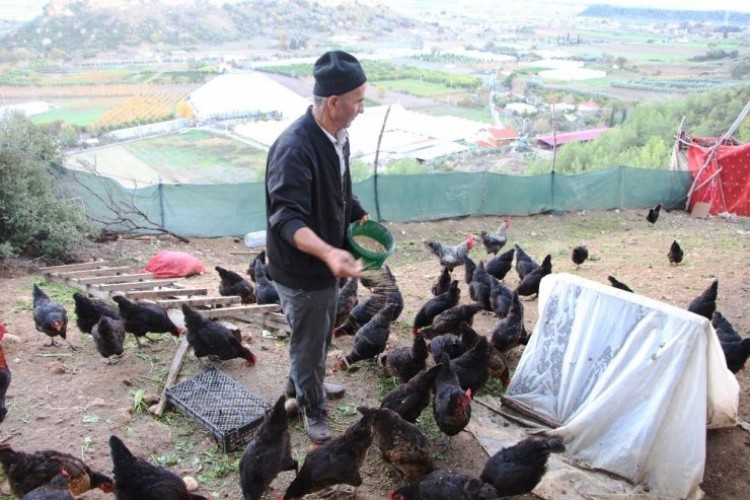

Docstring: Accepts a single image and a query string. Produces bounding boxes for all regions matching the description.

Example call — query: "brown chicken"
[216,266,256,304]
[112,294,183,348]
[423,234,477,271]
[486,247,515,281]
[418,302,484,339]
[381,363,442,423]
[0,443,113,497]
[515,254,552,298]
[687,280,718,320]
[109,435,209,500]
[381,334,429,383]
[182,304,256,366]
[431,266,452,296]
[389,469,498,500]
[32,284,75,349]
[480,435,565,496]
[283,416,372,499]
[433,353,472,439]
[91,316,126,364]
[413,280,461,335]
[334,278,359,330]
[72,292,120,334]
[0,321,10,423]
[336,304,397,370]
[22,470,74,500]
[357,406,434,481]
[239,395,298,500]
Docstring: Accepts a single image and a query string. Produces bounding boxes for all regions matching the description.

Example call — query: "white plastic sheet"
[506,273,738,499]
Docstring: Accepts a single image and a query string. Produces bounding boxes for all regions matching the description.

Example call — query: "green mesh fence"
[58,167,693,238]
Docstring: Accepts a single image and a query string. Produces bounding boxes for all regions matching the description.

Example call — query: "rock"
[284,397,299,417]
[182,476,199,492]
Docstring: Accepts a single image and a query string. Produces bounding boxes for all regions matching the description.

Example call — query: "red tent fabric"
[687,137,750,216]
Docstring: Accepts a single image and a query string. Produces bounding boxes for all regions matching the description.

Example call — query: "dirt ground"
[0,209,749,499]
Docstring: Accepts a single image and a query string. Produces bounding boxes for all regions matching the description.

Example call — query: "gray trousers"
[275,281,337,418]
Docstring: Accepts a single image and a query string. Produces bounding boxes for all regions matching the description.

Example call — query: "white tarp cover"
[506,273,739,499]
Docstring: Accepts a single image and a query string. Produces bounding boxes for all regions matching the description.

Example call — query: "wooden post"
[151,336,190,417]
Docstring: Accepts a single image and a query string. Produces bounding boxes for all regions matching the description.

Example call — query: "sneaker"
[304,411,332,444]
[285,378,345,400]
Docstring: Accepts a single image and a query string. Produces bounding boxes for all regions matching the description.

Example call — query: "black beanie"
[313,50,367,97]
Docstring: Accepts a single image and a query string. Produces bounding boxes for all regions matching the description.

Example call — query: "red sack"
[142,250,207,278]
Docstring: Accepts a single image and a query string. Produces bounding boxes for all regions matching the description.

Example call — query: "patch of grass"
[476,377,507,398]
[130,388,148,414]
[419,105,492,123]
[377,375,401,399]
[375,79,458,97]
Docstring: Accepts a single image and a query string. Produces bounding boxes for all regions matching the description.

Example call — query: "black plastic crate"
[166,366,271,452]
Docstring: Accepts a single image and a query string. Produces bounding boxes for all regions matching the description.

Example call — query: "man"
[265,50,369,444]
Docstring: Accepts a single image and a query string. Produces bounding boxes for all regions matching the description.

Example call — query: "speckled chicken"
[109,435,209,500]
[112,295,183,348]
[514,244,539,281]
[433,353,472,438]
[357,406,434,481]
[571,245,588,269]
[711,311,750,373]
[413,280,460,334]
[239,395,297,500]
[72,292,120,334]
[21,471,74,500]
[0,443,113,497]
[486,247,515,281]
[381,363,442,423]
[389,469,497,500]
[480,218,510,255]
[382,334,429,383]
[667,240,683,265]
[32,284,74,349]
[91,316,126,364]
[687,280,718,320]
[182,304,256,366]
[424,234,477,271]
[480,435,565,496]
[607,275,634,293]
[334,278,359,330]
[216,266,256,304]
[0,322,11,423]
[253,258,280,305]
[490,291,526,353]
[336,304,397,369]
[515,254,552,298]
[431,266,452,296]
[418,302,484,339]
[283,416,372,500]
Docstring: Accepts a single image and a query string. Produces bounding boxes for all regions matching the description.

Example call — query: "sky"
[0,0,748,21]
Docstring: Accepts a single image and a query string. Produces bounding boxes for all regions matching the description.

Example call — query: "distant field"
[31,97,124,126]
[375,79,457,97]
[419,105,492,123]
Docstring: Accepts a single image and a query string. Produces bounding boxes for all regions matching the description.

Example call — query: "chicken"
[515,254,552,298]
[711,311,750,373]
[607,275,634,293]
[571,245,588,269]
[216,266,256,304]
[418,303,484,339]
[468,261,493,311]
[109,435,209,500]
[334,276,388,337]
[490,278,513,318]
[0,443,114,497]
[72,292,120,334]
[357,406,434,481]
[239,395,298,500]
[32,284,75,350]
[480,218,510,255]
[381,364,442,423]
[429,323,479,363]
[0,322,10,423]
[423,234,477,271]
[431,266,452,296]
[480,435,565,496]
[380,265,405,322]
[668,240,683,265]
[389,469,498,500]
[112,295,183,348]
[463,257,476,285]
[490,291,526,353]
[182,304,256,366]
[283,416,372,499]
[514,244,539,281]
[246,250,266,282]
[334,278,359,330]
[646,203,662,224]
[412,280,460,334]
[688,280,718,320]
[381,334,429,383]
[451,335,494,393]
[22,471,74,500]
[336,304,397,369]
[486,247,515,281]
[253,259,280,305]
[91,316,126,364]
[433,353,472,438]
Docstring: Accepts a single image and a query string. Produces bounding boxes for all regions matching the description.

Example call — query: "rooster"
[216,266,255,304]
[486,247,515,281]
[646,203,662,224]
[32,284,75,350]
[90,316,126,364]
[381,363,442,423]
[109,435,209,500]
[668,240,683,265]
[480,218,510,255]
[381,334,429,383]
[515,254,552,298]
[424,234,477,271]
[22,470,74,500]
[412,280,460,334]
[711,311,750,373]
[688,280,718,320]
[182,304,256,366]
[72,292,120,334]
[607,275,634,293]
[389,469,497,500]
[0,321,11,423]
[571,245,588,269]
[514,244,539,281]
[239,395,297,500]
[112,295,183,348]
[433,353,472,440]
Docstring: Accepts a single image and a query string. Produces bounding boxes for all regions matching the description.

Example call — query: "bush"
[0,112,92,263]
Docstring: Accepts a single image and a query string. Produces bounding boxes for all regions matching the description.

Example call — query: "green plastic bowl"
[346,220,396,270]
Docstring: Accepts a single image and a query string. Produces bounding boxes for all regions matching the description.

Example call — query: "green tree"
[0,112,91,263]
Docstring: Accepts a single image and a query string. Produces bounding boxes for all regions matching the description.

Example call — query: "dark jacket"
[265,106,366,290]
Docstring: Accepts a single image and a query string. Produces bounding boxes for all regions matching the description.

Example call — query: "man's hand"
[322,247,363,278]
[358,213,369,225]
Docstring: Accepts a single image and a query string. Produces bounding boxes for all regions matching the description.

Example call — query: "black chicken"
[334,278,359,330]
[253,259,280,305]
[486,247,515,281]
[283,416,372,500]
[336,304,397,369]
[22,471,74,500]
[381,265,404,322]
[451,335,494,393]
[711,311,750,374]
[668,240,684,265]
[334,277,388,337]
[515,254,552,298]
[433,353,472,439]
[0,322,10,423]
[72,292,120,334]
[429,324,479,363]
[431,266,452,296]
[109,435,208,500]
[490,291,526,353]
[91,316,126,364]
[381,363,442,423]
[646,203,662,224]
[239,395,298,500]
[216,266,256,304]
[463,256,476,285]
[0,444,114,497]
[489,278,514,318]
[480,435,565,496]
[607,275,634,293]
[687,280,718,320]
[412,280,460,334]
[246,250,266,282]
[357,406,434,481]
[382,334,429,383]
[468,261,493,311]
[112,295,183,348]
[480,218,510,255]
[32,284,75,349]
[182,304,256,366]
[514,244,539,281]
[389,469,498,500]
[571,245,589,269]
[418,303,484,339]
